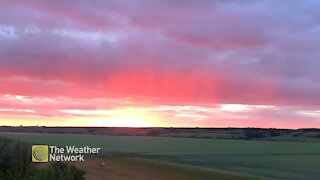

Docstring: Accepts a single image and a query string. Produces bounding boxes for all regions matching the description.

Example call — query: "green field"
[2,132,320,179]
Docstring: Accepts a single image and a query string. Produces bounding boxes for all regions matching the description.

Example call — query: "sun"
[89,107,160,127]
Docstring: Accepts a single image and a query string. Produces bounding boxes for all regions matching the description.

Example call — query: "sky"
[0,0,320,128]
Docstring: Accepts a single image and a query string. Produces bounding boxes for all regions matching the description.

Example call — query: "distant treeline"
[1,126,320,140]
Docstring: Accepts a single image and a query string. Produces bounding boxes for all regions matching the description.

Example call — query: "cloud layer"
[0,0,320,128]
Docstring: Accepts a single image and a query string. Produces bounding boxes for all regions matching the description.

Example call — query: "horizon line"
[1,125,319,130]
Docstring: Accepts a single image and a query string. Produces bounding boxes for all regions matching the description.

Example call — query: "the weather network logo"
[32,145,49,162]
[32,144,101,162]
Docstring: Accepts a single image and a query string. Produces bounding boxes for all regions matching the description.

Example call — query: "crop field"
[2,132,320,179]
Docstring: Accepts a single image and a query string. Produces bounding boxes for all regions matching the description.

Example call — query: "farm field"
[2,132,320,179]
[65,156,258,180]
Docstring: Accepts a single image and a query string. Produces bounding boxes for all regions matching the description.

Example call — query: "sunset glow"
[1,1,320,128]
[77,108,162,127]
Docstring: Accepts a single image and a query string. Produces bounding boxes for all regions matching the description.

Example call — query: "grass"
[108,156,260,180]
[1,132,320,155]
[144,154,320,180]
[1,132,320,179]
[0,137,85,180]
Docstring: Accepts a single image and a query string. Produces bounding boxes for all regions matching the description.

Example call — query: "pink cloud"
[0,0,320,127]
